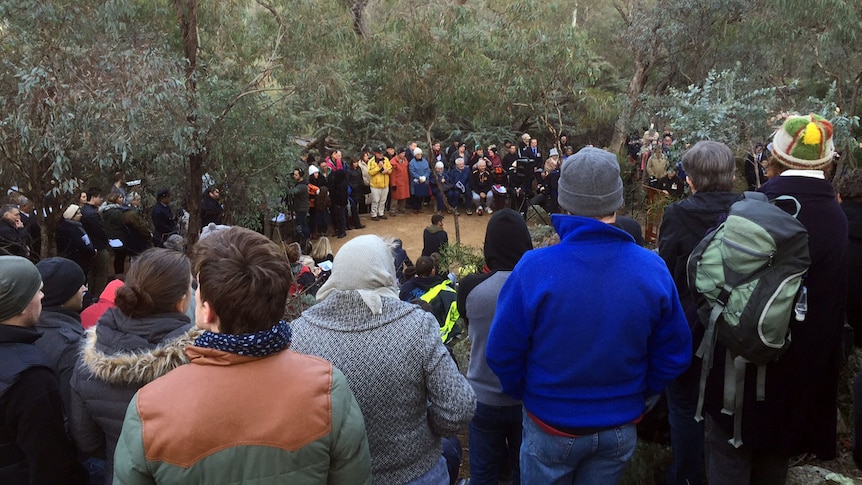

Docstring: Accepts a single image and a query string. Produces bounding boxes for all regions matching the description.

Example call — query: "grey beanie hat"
[558,147,624,217]
[0,255,42,322]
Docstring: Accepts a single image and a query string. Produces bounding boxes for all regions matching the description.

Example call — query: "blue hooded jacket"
[486,214,691,429]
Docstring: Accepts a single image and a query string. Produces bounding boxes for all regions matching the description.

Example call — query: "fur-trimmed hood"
[80,324,202,386]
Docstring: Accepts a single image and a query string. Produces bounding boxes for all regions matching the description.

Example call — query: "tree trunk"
[609,59,650,156]
[174,0,204,244]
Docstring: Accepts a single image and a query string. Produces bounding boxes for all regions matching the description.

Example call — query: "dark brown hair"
[191,227,291,334]
[837,169,862,200]
[115,248,191,318]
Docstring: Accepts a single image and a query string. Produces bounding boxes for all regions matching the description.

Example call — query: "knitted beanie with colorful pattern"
[772,114,835,169]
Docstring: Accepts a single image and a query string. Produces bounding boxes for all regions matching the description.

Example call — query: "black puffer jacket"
[34,307,85,414]
[0,325,87,484]
[68,307,196,483]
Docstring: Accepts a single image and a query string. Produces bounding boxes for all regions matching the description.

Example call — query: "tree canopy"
[1,0,859,255]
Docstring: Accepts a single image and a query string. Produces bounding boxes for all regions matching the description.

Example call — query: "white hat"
[549,148,559,157]
[63,204,80,220]
[308,165,320,175]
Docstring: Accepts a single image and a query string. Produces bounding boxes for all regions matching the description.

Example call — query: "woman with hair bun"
[69,248,198,483]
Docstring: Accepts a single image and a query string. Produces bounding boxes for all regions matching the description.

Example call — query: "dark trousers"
[295,210,309,243]
[705,414,788,485]
[113,247,127,275]
[332,205,347,236]
[468,402,521,485]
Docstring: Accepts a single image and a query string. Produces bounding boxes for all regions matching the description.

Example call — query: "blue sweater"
[486,214,691,429]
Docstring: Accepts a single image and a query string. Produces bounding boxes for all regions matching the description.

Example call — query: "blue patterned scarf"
[194,321,291,357]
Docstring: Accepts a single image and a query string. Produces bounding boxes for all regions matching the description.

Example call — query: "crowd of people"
[285,136,566,248]
[1,115,862,485]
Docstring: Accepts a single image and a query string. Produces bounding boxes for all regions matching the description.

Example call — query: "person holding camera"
[368,147,392,221]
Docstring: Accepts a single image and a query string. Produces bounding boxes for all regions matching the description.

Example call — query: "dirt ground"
[328,208,495,260]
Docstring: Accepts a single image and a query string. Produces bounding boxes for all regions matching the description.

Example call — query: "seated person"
[422,214,448,258]
[530,157,561,214]
[399,256,445,302]
[446,158,471,214]
[470,161,494,216]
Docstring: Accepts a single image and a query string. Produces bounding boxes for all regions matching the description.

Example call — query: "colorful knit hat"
[772,114,834,169]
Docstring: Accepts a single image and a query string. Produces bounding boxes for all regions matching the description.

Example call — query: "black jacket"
[706,176,848,458]
[0,324,87,484]
[421,225,448,258]
[328,169,349,206]
[0,219,30,258]
[56,219,95,273]
[80,204,109,250]
[35,307,85,415]
[151,203,177,245]
[69,307,193,483]
[658,191,741,387]
[843,199,862,345]
[200,196,223,226]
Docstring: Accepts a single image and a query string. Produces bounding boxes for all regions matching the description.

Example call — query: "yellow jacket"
[368,157,392,189]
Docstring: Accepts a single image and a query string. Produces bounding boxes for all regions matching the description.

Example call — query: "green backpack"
[687,192,810,447]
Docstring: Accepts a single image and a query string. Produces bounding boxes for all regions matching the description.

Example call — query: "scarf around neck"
[194,320,291,357]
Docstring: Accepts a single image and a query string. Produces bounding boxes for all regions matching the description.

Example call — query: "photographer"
[368,147,392,221]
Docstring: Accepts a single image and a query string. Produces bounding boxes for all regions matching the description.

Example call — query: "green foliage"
[646,65,782,153]
[4,0,861,256]
[438,242,485,281]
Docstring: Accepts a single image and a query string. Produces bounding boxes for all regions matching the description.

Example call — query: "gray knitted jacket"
[291,290,475,485]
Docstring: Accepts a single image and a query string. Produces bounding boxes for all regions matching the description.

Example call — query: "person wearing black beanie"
[34,257,87,413]
[456,208,533,483]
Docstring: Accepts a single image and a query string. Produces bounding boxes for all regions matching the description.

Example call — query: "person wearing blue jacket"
[409,148,432,213]
[486,147,691,484]
[447,158,472,213]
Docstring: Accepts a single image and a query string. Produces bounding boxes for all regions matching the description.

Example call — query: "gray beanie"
[558,147,624,217]
[0,255,43,322]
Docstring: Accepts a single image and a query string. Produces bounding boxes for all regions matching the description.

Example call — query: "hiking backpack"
[687,191,811,447]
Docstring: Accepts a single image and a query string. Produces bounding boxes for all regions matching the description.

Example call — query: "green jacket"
[113,347,371,484]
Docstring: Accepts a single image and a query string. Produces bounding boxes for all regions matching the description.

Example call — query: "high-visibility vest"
[419,280,460,344]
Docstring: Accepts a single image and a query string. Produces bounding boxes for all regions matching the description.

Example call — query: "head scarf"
[316,235,399,314]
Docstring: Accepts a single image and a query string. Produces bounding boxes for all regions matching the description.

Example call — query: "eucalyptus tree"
[0,0,183,256]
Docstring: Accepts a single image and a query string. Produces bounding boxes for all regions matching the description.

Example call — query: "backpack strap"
[694,284,732,423]
[756,365,767,401]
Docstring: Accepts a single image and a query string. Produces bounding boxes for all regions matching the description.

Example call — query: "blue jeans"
[404,455,449,485]
[665,378,704,485]
[469,402,522,485]
[520,411,637,485]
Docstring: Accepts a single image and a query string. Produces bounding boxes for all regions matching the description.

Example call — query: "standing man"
[151,187,177,247]
[486,147,691,483]
[34,257,87,414]
[80,187,112,298]
[658,141,741,485]
[288,167,311,246]
[113,227,371,483]
[0,256,87,484]
[744,142,769,191]
[200,185,224,226]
